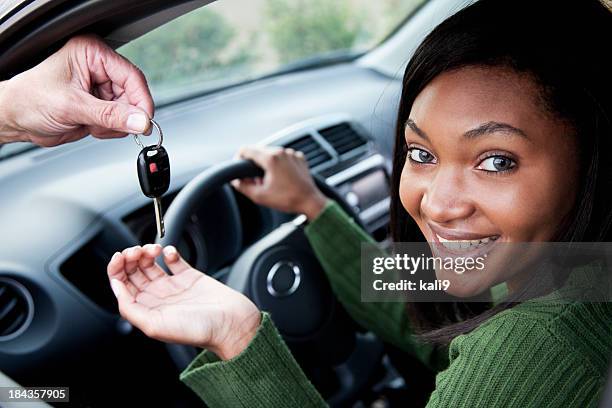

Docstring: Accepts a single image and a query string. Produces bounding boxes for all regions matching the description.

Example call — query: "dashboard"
[0,62,400,405]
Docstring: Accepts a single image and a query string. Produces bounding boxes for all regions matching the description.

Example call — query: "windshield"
[119,0,428,105]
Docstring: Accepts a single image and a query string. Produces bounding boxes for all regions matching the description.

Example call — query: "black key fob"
[137,145,170,198]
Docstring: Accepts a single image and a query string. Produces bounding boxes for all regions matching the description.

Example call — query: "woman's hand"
[232,146,328,220]
[106,244,261,360]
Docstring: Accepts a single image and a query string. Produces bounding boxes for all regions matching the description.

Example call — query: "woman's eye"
[478,156,516,172]
[408,148,436,164]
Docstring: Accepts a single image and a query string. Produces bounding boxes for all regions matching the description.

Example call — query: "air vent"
[0,278,33,340]
[319,123,367,155]
[284,135,332,168]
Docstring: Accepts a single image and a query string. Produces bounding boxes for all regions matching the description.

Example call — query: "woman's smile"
[427,221,501,261]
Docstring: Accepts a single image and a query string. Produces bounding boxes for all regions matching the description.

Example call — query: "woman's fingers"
[123,246,142,274]
[238,145,282,168]
[162,246,192,275]
[232,177,262,189]
[237,146,267,166]
[139,244,166,281]
[162,245,202,284]
[107,251,139,297]
[110,278,133,302]
[108,245,190,301]
[232,177,264,200]
[110,279,158,337]
[122,246,151,290]
[154,246,203,291]
[107,251,125,280]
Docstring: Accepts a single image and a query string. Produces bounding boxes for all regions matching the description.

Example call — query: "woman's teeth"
[436,235,497,250]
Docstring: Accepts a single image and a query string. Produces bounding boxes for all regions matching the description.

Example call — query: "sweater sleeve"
[180,312,326,408]
[304,201,445,370]
[180,306,606,408]
[425,311,605,408]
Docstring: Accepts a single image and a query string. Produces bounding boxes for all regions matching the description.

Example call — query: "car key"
[135,120,170,239]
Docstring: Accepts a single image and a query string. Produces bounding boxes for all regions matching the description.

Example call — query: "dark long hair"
[389,0,612,343]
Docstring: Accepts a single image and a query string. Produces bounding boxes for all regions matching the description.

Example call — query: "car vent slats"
[319,123,367,155]
[307,152,331,167]
[288,138,318,152]
[284,135,332,168]
[333,138,365,154]
[0,297,17,321]
[0,279,31,339]
[280,121,369,168]
[2,308,26,336]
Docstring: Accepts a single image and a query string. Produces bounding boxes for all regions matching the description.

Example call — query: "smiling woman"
[390,0,612,344]
[106,0,612,406]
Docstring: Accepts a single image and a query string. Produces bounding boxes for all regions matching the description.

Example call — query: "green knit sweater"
[179,202,612,407]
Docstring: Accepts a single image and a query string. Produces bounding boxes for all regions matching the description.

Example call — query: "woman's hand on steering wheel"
[232,146,329,220]
[106,244,261,360]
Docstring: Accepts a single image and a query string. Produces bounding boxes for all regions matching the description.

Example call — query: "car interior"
[1,0,610,407]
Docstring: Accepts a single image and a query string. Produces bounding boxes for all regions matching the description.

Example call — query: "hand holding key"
[107,244,261,360]
[135,120,170,238]
[0,35,153,146]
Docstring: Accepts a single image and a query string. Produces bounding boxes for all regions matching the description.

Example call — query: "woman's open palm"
[107,244,260,359]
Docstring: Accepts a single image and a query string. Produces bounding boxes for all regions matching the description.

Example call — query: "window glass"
[119,0,428,103]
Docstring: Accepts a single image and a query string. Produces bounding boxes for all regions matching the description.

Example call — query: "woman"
[106,0,612,406]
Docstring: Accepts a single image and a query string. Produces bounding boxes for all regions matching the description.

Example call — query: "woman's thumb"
[74,93,150,134]
[232,178,263,201]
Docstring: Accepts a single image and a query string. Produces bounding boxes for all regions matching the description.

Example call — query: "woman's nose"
[420,169,475,224]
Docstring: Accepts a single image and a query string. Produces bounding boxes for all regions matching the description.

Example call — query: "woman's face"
[399,66,578,296]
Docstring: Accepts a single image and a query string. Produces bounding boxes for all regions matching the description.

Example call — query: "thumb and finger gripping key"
[134,119,170,239]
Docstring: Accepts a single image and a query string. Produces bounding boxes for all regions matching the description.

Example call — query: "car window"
[119,0,428,104]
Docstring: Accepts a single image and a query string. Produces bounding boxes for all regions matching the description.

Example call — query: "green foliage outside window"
[264,0,366,63]
[120,7,251,86]
[118,0,427,102]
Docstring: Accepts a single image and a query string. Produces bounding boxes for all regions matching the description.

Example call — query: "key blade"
[153,197,165,239]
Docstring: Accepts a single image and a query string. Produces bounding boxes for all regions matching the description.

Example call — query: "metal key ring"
[133,119,163,150]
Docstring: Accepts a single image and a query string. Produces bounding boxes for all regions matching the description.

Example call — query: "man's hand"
[0,34,154,147]
[107,244,261,360]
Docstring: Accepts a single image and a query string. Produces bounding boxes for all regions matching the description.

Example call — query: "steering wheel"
[157,159,379,402]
